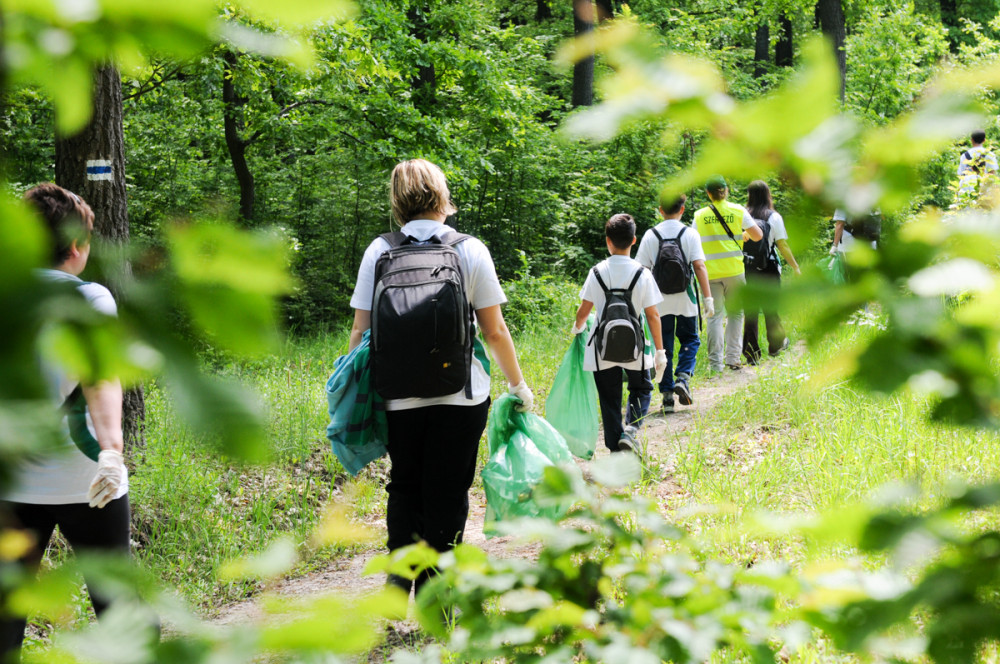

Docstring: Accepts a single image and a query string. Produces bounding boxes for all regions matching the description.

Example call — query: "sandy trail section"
[210,348,798,627]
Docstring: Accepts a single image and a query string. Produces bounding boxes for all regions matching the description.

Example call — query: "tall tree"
[572,0,595,107]
[816,0,847,102]
[754,23,770,79]
[222,50,255,223]
[54,64,146,452]
[776,13,794,67]
[408,4,436,111]
[940,0,958,51]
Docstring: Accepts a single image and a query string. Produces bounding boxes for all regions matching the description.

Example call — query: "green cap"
[705,175,728,191]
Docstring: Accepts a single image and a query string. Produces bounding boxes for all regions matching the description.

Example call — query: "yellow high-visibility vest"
[693,200,748,280]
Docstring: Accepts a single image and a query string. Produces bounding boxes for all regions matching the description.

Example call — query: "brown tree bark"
[754,23,770,79]
[572,0,595,107]
[408,5,437,112]
[535,0,552,21]
[815,0,847,102]
[595,0,617,21]
[940,0,958,52]
[54,64,146,453]
[776,13,794,67]
[222,50,255,223]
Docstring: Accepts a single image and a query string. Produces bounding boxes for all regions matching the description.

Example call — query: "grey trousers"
[707,274,746,369]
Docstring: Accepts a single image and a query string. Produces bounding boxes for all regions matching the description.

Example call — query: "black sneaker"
[673,379,693,406]
[770,337,791,357]
[617,431,637,454]
[661,396,676,414]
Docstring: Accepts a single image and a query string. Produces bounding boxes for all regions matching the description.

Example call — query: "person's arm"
[740,209,764,242]
[348,309,371,352]
[643,305,663,351]
[475,304,524,387]
[574,300,594,331]
[831,220,844,255]
[692,260,711,299]
[81,380,124,454]
[776,239,800,275]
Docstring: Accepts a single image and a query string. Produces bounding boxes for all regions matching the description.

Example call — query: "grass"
[27,278,1000,663]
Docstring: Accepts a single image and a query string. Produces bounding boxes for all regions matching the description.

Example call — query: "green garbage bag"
[817,254,846,285]
[545,320,599,460]
[482,394,574,530]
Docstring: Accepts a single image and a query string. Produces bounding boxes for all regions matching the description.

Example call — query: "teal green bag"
[545,322,599,460]
[482,394,574,530]
[817,254,846,285]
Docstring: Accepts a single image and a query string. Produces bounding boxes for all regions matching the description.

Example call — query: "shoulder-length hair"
[746,180,773,221]
[389,159,458,225]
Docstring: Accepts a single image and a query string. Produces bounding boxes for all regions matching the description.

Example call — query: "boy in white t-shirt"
[572,214,667,454]
[636,194,713,414]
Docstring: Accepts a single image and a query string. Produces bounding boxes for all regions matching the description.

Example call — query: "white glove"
[829,245,838,256]
[88,449,126,508]
[571,322,586,335]
[508,381,534,413]
[702,296,715,319]
[654,349,668,384]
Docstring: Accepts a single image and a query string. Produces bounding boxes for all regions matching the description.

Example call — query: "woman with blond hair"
[742,180,800,364]
[348,158,532,596]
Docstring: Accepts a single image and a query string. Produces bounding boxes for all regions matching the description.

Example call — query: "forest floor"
[210,346,795,647]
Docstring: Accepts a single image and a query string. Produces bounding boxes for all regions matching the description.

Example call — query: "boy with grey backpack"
[572,213,667,454]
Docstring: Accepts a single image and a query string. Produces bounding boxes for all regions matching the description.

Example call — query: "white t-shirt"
[6,269,129,505]
[350,219,507,411]
[833,209,876,252]
[635,219,705,317]
[579,255,663,372]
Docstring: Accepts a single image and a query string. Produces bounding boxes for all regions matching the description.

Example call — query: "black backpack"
[371,231,474,400]
[844,210,882,243]
[742,210,778,273]
[590,266,646,367]
[651,226,691,294]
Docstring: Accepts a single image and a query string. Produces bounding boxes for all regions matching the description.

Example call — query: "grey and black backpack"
[651,226,691,294]
[589,267,646,367]
[371,231,474,399]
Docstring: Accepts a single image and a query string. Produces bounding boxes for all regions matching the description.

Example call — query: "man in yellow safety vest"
[692,175,763,372]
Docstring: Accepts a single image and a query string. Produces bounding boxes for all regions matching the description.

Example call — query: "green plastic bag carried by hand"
[482,394,574,531]
[817,253,846,285]
[545,320,599,460]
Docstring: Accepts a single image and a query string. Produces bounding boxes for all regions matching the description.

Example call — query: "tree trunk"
[535,0,552,21]
[572,0,595,107]
[222,51,255,223]
[815,0,846,102]
[54,64,146,453]
[595,0,617,21]
[754,23,770,79]
[940,0,958,52]
[408,5,437,111]
[775,13,794,67]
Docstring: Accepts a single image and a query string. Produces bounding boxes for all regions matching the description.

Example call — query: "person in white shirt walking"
[636,194,713,414]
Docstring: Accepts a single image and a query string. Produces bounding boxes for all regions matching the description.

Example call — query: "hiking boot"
[673,378,693,406]
[617,430,638,455]
[726,363,743,371]
[770,337,791,357]
[661,396,676,415]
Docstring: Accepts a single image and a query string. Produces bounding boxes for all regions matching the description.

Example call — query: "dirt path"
[211,351,796,626]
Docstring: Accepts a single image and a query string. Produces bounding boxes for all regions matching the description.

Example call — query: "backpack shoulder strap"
[675,226,687,241]
[709,204,740,246]
[439,231,471,247]
[651,228,664,242]
[964,150,972,161]
[592,266,611,294]
[624,267,644,296]
[379,231,409,248]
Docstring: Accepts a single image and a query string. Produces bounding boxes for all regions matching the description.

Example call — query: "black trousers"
[0,496,131,660]
[385,400,490,591]
[743,270,786,363]
[593,367,652,452]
